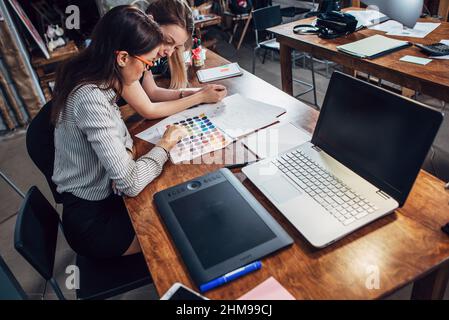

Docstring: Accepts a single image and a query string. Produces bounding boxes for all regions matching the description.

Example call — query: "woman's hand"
[197,84,227,104]
[112,181,123,196]
[157,125,189,151]
[126,145,137,160]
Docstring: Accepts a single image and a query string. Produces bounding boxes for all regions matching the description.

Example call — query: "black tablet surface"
[154,168,293,287]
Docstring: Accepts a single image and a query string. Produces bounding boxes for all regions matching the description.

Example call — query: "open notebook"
[337,35,411,59]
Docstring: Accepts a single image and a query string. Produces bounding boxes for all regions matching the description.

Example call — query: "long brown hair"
[52,5,163,123]
[146,0,194,89]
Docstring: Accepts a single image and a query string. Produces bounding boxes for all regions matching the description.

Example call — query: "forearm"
[142,71,199,102]
[145,94,203,118]
[121,81,203,119]
[117,146,168,197]
[148,86,183,102]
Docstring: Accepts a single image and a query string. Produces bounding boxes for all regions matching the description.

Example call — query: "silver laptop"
[243,72,443,248]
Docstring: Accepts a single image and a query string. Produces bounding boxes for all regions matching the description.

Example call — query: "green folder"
[337,35,411,59]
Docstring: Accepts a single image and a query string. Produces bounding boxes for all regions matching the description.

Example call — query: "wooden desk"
[269,8,449,103]
[123,51,449,300]
[194,14,222,50]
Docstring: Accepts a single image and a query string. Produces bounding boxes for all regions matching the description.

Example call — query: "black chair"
[26,101,62,204]
[0,254,27,300]
[14,186,152,300]
[23,102,153,299]
[252,5,317,106]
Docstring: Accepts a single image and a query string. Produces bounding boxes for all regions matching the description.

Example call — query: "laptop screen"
[312,72,442,206]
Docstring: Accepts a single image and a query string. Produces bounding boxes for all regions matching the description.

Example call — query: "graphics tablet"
[154,168,293,288]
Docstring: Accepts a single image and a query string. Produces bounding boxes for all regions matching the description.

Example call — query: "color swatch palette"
[167,113,233,163]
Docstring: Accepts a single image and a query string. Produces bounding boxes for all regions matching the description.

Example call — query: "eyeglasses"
[131,55,154,71]
[114,51,154,71]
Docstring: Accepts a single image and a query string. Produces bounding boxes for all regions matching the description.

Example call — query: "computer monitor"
[305,0,342,17]
[362,0,423,28]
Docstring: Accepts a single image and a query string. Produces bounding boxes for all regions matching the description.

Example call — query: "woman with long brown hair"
[120,0,228,119]
[52,6,188,258]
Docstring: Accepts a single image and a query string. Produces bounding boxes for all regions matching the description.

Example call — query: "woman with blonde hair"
[120,0,227,119]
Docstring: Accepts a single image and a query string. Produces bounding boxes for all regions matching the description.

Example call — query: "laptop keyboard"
[272,150,378,226]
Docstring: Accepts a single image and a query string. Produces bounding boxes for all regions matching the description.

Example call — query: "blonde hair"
[168,48,188,89]
[146,0,194,89]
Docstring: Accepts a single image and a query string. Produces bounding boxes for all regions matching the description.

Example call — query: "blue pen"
[199,261,262,293]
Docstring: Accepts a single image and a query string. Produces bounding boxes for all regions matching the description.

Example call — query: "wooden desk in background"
[122,51,449,300]
[269,7,449,103]
[194,14,222,50]
[440,0,449,21]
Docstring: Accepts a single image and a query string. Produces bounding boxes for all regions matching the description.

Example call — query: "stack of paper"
[337,34,410,59]
[369,21,441,38]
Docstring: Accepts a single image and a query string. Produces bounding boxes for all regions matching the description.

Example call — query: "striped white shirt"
[52,84,168,201]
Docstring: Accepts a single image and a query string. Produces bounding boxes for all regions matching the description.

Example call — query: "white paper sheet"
[370,21,441,38]
[243,122,311,159]
[400,55,432,65]
[211,94,286,139]
[369,20,402,32]
[135,94,286,143]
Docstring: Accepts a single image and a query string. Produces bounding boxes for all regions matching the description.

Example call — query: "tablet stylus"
[199,261,262,293]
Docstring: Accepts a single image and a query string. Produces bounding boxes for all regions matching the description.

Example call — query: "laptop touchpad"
[261,176,301,204]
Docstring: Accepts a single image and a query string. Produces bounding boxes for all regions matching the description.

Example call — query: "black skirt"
[61,193,135,259]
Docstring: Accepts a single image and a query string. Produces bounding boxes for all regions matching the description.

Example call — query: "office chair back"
[14,186,67,299]
[14,186,62,295]
[15,186,152,300]
[0,254,27,300]
[252,5,282,32]
[26,101,62,204]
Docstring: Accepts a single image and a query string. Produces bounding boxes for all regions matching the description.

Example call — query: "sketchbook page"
[243,122,311,159]
[211,94,285,139]
[134,94,286,143]
[244,97,286,118]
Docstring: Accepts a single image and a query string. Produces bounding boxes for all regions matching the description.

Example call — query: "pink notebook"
[238,277,295,300]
